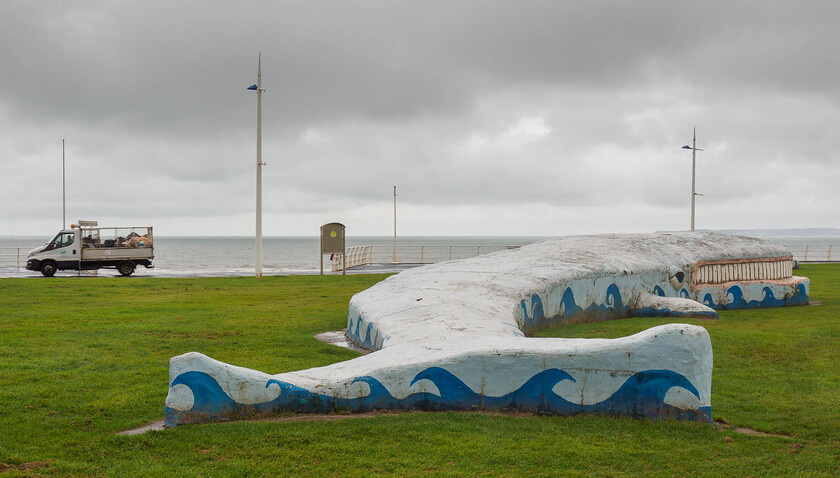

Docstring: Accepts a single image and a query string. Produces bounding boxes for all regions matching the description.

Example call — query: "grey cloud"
[1,0,838,236]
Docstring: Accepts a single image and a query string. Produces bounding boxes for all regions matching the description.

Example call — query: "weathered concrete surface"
[165,232,808,427]
[347,232,808,349]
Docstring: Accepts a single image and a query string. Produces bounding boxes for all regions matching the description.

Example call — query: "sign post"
[320,223,346,275]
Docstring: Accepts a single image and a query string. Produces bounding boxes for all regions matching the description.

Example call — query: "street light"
[247,53,266,278]
[682,126,704,232]
[62,139,66,230]
[392,186,397,263]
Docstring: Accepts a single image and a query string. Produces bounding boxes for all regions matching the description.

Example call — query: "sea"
[0,236,544,278]
[0,235,836,278]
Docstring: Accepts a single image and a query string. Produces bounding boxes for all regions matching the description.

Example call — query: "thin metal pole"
[62,139,66,230]
[392,186,397,263]
[255,53,263,279]
[690,126,696,232]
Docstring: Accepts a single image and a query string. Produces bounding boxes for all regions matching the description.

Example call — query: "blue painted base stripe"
[166,367,711,426]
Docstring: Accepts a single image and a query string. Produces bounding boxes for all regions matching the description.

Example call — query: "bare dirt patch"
[0,460,51,473]
[715,418,788,438]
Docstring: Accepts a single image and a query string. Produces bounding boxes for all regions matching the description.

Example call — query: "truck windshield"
[52,233,75,249]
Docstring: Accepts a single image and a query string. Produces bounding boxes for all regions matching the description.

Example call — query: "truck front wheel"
[40,261,57,277]
[117,261,135,276]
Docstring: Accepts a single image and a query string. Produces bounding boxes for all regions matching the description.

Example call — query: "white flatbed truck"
[26,221,154,277]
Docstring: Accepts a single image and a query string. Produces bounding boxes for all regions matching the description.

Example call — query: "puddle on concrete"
[314,329,371,354]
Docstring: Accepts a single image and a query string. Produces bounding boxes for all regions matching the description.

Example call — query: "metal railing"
[332,243,839,272]
[332,244,521,271]
[340,246,373,270]
[784,244,836,263]
[0,247,28,269]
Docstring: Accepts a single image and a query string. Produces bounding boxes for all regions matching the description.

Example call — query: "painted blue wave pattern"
[346,316,383,350]
[519,294,545,330]
[559,287,584,317]
[652,285,691,300]
[605,284,622,311]
[165,366,712,426]
[520,279,805,323]
[165,371,273,424]
[703,283,809,310]
[519,284,631,331]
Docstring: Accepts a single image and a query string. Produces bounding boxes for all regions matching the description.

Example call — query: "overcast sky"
[1,1,837,237]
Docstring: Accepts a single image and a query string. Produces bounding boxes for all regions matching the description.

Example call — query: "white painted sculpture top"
[347,232,807,351]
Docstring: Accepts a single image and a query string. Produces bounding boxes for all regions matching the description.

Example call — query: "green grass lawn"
[0,265,838,476]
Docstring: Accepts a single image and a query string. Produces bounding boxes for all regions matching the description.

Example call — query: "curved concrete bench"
[165,233,808,426]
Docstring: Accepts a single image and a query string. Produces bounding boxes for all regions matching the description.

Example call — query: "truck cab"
[26,221,154,277]
[26,230,80,276]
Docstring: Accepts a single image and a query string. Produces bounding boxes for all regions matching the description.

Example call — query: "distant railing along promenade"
[332,243,839,272]
[332,244,521,271]
[783,244,836,263]
[0,247,28,269]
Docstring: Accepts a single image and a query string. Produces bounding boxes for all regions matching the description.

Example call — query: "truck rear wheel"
[117,261,135,276]
[40,261,57,277]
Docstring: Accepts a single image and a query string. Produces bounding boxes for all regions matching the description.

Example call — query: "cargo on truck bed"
[26,221,154,277]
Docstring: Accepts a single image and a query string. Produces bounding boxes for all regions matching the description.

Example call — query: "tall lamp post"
[62,139,66,230]
[682,127,704,232]
[247,53,266,278]
[392,186,397,263]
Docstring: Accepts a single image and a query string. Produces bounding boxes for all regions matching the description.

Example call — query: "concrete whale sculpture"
[165,233,808,426]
